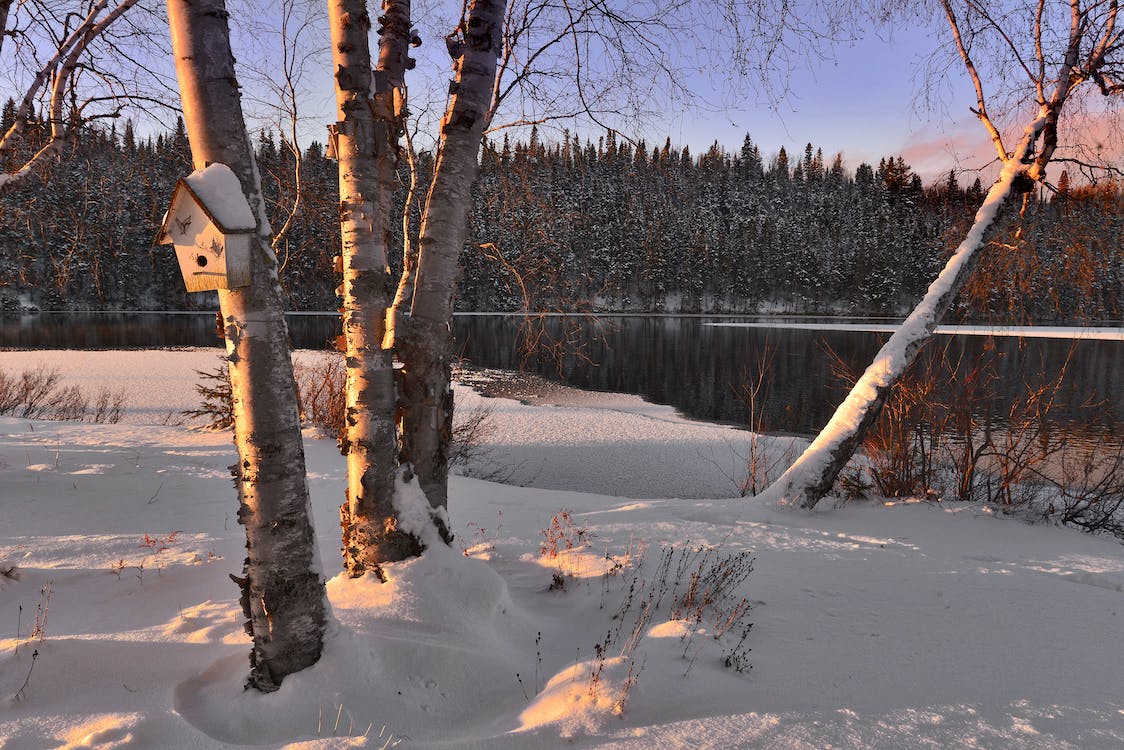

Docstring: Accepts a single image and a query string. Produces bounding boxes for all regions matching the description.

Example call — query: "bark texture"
[398,0,506,513]
[0,0,13,58]
[329,0,421,577]
[167,0,326,691]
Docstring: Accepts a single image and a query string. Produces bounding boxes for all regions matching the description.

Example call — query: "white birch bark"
[762,0,1118,510]
[167,0,326,691]
[398,0,506,514]
[328,0,421,576]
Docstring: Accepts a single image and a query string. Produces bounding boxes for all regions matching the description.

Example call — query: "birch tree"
[329,0,423,576]
[336,0,732,563]
[394,0,507,514]
[760,0,1123,509]
[167,0,327,690]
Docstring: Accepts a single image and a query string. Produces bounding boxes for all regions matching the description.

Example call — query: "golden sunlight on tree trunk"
[167,0,326,691]
[329,0,422,577]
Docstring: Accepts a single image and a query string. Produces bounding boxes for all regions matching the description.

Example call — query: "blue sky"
[664,27,989,181]
[221,2,998,184]
[4,1,1105,185]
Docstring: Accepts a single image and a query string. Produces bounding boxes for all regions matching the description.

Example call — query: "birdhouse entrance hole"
[157,163,255,293]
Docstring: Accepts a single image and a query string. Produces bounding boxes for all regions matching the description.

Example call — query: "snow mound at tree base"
[174,514,538,746]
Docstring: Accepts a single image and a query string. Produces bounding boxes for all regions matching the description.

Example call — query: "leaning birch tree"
[167,0,328,690]
[760,0,1123,509]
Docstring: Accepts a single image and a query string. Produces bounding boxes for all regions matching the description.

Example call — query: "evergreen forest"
[1,104,1120,323]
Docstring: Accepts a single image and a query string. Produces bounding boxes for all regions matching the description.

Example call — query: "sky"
[220,1,1000,184]
[666,27,991,182]
[2,1,1118,185]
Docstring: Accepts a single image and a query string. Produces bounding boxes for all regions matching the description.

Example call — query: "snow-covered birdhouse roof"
[156,163,257,242]
[157,163,255,292]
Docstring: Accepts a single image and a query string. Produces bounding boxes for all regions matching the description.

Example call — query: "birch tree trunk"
[0,1,13,58]
[328,0,421,577]
[397,0,506,514]
[167,0,326,691]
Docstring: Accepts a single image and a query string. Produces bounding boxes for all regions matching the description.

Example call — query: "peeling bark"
[328,0,423,576]
[399,0,506,513]
[167,0,326,691]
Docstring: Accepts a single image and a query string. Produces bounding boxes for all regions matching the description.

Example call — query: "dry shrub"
[449,400,496,471]
[833,340,1124,537]
[1051,444,1124,536]
[92,387,126,424]
[187,353,499,475]
[293,354,497,471]
[0,365,125,424]
[293,355,347,437]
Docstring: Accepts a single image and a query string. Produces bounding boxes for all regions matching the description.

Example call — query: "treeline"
[0,104,1120,321]
[464,131,1122,321]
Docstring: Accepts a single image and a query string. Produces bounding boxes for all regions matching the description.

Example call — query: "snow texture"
[183,163,257,232]
[1,346,1122,748]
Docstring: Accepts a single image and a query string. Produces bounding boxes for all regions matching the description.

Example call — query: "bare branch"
[1,0,142,192]
[940,0,1009,162]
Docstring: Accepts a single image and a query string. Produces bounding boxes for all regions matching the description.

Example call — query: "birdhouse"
[157,163,256,292]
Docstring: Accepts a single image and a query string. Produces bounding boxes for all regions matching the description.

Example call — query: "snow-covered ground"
[1,350,1123,749]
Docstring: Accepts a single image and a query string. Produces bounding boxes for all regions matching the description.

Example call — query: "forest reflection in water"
[2,311,1121,449]
[451,315,1124,449]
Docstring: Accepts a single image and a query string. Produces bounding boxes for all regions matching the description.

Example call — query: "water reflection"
[3,312,1121,445]
[0,311,340,350]
[452,315,1124,442]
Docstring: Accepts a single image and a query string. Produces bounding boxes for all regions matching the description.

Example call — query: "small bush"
[182,358,233,429]
[293,355,347,437]
[0,365,125,424]
[834,341,1124,537]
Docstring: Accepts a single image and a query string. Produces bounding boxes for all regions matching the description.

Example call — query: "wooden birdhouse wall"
[161,187,252,292]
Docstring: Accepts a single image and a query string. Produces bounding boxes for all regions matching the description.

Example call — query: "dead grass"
[0,365,124,423]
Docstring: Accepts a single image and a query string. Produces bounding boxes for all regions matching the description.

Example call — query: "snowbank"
[1,350,1122,748]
